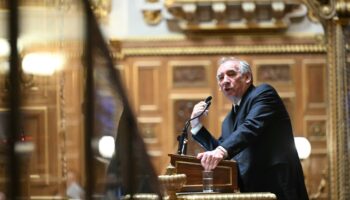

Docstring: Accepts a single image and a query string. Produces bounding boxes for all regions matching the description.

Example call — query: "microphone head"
[205,96,212,103]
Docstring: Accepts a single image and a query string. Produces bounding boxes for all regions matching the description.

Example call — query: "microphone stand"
[177,101,211,155]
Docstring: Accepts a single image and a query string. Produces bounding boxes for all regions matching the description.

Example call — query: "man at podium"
[189,57,309,200]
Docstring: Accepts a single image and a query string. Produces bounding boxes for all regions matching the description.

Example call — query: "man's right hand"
[190,101,209,128]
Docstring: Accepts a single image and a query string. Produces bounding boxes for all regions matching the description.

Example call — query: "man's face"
[217,60,250,101]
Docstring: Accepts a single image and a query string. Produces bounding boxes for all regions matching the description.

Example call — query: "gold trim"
[90,0,112,23]
[175,161,233,187]
[112,33,324,42]
[116,44,326,59]
[142,10,163,25]
[333,23,350,199]
[30,196,67,200]
[324,17,350,199]
[303,0,336,20]
[177,192,277,200]
[122,194,160,200]
[178,21,289,31]
[303,115,327,140]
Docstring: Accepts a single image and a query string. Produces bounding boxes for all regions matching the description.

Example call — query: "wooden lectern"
[169,154,239,193]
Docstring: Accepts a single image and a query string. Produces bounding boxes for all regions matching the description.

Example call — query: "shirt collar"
[233,99,241,107]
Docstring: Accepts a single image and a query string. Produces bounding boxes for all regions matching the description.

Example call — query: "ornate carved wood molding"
[165,0,308,31]
[325,20,350,200]
[0,0,111,23]
[304,0,336,20]
[0,0,73,8]
[304,0,350,199]
[115,44,326,59]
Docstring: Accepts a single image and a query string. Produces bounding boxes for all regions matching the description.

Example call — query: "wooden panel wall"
[116,49,328,198]
[0,38,329,198]
[0,52,84,197]
[0,72,60,195]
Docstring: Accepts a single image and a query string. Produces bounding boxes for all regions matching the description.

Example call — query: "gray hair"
[218,57,252,75]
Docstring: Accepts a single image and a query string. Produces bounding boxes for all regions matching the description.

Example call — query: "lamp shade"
[98,135,115,158]
[294,137,311,159]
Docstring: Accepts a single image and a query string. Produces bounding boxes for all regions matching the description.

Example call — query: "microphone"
[177,96,212,155]
[205,96,212,103]
[204,96,212,109]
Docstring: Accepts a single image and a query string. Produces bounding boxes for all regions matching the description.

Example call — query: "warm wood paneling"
[302,60,327,115]
[168,60,211,88]
[138,117,164,172]
[20,107,49,184]
[133,61,161,115]
[115,37,328,197]
[253,59,296,92]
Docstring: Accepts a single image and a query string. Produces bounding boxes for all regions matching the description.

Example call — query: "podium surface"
[169,154,239,193]
[177,193,277,200]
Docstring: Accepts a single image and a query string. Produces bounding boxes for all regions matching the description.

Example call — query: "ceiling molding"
[115,44,326,59]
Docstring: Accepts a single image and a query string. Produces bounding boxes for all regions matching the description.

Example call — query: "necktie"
[233,105,239,115]
[232,105,239,122]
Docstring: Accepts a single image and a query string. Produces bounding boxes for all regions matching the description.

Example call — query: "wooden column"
[305,0,350,199]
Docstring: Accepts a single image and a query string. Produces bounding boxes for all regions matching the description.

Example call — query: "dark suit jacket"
[193,84,309,200]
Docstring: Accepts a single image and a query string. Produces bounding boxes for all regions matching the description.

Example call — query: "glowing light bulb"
[294,137,311,160]
[98,136,115,158]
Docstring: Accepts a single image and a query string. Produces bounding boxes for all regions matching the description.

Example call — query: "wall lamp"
[294,137,312,160]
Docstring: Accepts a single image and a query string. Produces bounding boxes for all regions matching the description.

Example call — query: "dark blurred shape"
[7,0,21,199]
[82,1,162,199]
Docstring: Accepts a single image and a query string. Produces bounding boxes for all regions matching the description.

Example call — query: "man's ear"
[245,74,252,83]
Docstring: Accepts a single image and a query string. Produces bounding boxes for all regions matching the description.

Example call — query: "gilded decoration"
[165,0,307,31]
[177,193,277,200]
[172,66,207,87]
[304,0,350,198]
[307,120,326,137]
[90,0,112,23]
[0,0,112,22]
[256,64,291,83]
[303,0,336,19]
[142,0,164,25]
[141,124,157,140]
[116,44,326,59]
[336,2,350,17]
[142,10,163,25]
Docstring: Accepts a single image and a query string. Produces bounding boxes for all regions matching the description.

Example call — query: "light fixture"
[22,52,65,76]
[98,135,115,158]
[294,137,311,160]
[0,39,10,75]
[0,38,10,57]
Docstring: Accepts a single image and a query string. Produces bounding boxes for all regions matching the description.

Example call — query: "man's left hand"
[197,148,225,171]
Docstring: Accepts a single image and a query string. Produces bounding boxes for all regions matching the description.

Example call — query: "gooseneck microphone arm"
[177,96,212,155]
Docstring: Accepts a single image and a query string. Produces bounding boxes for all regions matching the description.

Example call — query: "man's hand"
[197,148,225,171]
[190,101,209,128]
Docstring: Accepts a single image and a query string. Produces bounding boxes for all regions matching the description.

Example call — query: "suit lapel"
[222,109,235,135]
[222,85,256,136]
[232,85,255,131]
